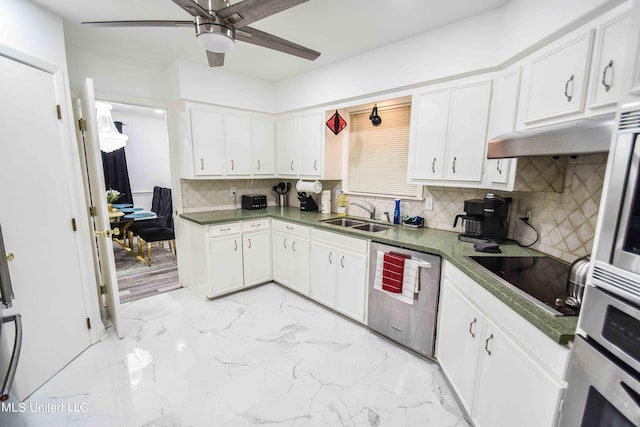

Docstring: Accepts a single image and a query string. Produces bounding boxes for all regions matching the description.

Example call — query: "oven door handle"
[1,314,22,401]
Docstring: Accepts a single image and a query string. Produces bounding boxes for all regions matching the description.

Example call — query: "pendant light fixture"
[96,102,128,153]
[369,104,382,127]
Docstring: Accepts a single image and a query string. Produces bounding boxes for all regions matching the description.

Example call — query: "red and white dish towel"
[374,250,432,305]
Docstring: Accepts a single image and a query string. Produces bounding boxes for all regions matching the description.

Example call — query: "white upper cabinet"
[190,106,225,176]
[224,113,252,175]
[298,111,323,177]
[588,12,632,109]
[251,117,275,175]
[276,116,299,175]
[523,30,595,124]
[410,88,449,180]
[182,102,276,179]
[409,76,492,187]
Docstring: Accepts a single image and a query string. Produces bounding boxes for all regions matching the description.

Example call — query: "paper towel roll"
[296,180,323,193]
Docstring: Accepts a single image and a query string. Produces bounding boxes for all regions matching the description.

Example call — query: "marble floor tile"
[2,283,469,427]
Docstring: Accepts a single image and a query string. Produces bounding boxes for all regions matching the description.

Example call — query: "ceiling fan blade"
[82,20,193,28]
[206,51,225,67]
[171,0,215,19]
[218,0,309,29]
[236,26,320,61]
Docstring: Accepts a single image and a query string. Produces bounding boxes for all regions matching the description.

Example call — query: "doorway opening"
[106,102,180,303]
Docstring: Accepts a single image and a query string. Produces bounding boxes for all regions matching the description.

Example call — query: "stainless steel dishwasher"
[367,241,442,359]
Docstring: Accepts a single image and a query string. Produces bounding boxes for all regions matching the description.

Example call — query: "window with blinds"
[348,104,421,198]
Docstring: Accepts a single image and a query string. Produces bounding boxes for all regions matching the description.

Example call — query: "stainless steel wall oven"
[559,105,640,426]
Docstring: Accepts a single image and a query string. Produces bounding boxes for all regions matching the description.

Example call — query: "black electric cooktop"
[467,256,579,317]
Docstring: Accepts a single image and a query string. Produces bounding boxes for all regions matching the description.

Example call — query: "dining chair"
[134,187,176,266]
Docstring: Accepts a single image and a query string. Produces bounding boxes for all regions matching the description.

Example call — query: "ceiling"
[33,0,508,83]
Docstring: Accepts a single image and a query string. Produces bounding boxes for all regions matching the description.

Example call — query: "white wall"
[111,111,172,211]
[273,0,619,112]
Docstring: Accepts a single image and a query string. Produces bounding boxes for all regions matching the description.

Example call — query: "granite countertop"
[181,207,577,345]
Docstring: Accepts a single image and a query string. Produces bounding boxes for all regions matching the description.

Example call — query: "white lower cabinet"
[310,229,369,323]
[242,219,271,287]
[272,220,310,295]
[437,262,568,427]
[209,232,244,295]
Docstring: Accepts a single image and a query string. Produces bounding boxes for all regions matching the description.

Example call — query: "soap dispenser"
[393,199,401,224]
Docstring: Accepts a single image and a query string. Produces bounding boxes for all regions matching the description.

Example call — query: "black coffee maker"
[453,193,511,243]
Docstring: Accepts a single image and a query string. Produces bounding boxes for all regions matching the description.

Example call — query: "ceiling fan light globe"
[196,22,235,53]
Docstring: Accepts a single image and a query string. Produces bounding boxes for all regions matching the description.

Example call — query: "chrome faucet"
[350,202,376,220]
[383,211,391,223]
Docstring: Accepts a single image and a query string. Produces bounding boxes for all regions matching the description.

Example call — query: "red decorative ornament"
[326,110,347,135]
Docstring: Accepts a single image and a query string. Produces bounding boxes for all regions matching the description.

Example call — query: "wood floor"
[113,241,181,303]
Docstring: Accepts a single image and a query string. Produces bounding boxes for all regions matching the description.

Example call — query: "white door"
[276,116,298,175]
[79,79,123,337]
[243,231,271,286]
[190,106,225,175]
[272,231,290,286]
[0,55,92,400]
[289,238,310,295]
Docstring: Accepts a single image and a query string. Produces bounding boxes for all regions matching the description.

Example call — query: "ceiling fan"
[82,0,321,67]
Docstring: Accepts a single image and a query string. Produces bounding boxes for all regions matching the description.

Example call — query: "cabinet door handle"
[328,252,333,264]
[602,60,614,92]
[200,158,204,170]
[234,239,238,251]
[391,325,403,332]
[469,318,477,338]
[290,160,294,171]
[496,160,502,175]
[313,159,318,171]
[231,159,234,170]
[564,74,574,102]
[432,157,436,174]
[292,241,296,252]
[340,255,345,268]
[283,238,287,249]
[452,157,457,174]
[247,238,251,249]
[484,333,494,356]
[257,159,261,170]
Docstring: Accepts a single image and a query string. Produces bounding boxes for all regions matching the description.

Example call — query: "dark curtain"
[102,121,133,205]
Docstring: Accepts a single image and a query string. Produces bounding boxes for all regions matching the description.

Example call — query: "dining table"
[110,204,157,263]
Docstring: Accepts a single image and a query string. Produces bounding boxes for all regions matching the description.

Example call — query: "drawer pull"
[231,159,234,170]
[328,252,333,264]
[200,158,204,170]
[292,241,296,252]
[432,157,436,174]
[257,159,261,170]
[219,227,231,232]
[484,333,494,356]
[452,157,457,174]
[340,255,345,268]
[469,318,477,338]
[391,326,403,332]
[290,160,294,171]
[247,238,251,249]
[251,223,261,228]
[286,226,294,230]
[283,238,287,249]
[313,159,318,171]
[234,239,238,251]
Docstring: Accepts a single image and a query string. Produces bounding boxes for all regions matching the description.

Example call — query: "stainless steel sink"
[320,218,366,227]
[350,223,393,232]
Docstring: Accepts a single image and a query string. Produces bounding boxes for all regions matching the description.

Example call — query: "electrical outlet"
[424,196,434,211]
[527,209,533,222]
[230,187,236,196]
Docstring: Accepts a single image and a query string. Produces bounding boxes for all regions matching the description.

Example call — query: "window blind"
[348,105,420,198]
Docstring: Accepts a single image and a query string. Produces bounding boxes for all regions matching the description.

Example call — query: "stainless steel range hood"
[487,115,615,159]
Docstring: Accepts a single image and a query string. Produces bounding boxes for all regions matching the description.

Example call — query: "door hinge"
[56,104,62,120]
[71,218,77,231]
[86,317,91,329]
[89,206,97,217]
[78,118,86,131]
[100,285,105,294]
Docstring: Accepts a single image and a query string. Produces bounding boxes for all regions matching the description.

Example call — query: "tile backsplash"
[181,154,606,263]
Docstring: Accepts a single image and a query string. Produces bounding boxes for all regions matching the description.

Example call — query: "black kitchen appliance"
[241,194,267,210]
[297,192,318,211]
[467,255,577,316]
[453,193,511,243]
